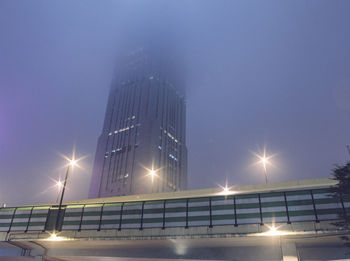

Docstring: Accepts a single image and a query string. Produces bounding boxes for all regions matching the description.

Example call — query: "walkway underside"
[1,221,349,261]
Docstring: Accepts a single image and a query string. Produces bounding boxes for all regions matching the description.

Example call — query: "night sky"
[1,1,349,206]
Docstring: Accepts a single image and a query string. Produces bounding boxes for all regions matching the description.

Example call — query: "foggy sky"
[1,0,350,206]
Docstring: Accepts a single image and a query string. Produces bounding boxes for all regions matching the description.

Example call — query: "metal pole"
[59,165,70,207]
[56,185,62,203]
[264,166,268,184]
[55,165,70,231]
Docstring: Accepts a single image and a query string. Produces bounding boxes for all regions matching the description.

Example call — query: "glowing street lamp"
[58,158,77,206]
[260,155,269,184]
[149,169,156,182]
[55,180,63,203]
[218,181,235,196]
[44,232,70,241]
[149,169,157,192]
[253,149,274,184]
[256,224,294,236]
[141,163,163,194]
[55,155,80,231]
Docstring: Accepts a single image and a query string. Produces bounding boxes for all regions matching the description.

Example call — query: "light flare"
[149,169,156,183]
[218,184,235,196]
[251,146,276,167]
[140,162,163,182]
[251,146,277,183]
[255,224,294,237]
[56,180,63,189]
[44,232,70,241]
[58,146,88,170]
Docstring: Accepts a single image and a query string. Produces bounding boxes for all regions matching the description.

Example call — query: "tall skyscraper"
[88,48,187,198]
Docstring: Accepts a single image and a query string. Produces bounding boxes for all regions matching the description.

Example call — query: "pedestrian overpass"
[1,178,349,261]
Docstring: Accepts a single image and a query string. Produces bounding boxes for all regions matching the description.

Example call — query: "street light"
[141,163,163,194]
[55,157,79,231]
[44,232,70,241]
[218,181,235,196]
[149,169,157,193]
[55,180,63,203]
[260,154,269,184]
[253,148,274,184]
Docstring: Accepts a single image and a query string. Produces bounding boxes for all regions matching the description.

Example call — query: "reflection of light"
[45,233,70,241]
[170,239,187,256]
[256,225,294,237]
[175,245,187,255]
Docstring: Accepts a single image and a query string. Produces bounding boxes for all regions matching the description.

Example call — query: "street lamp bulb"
[261,157,268,165]
[69,159,77,167]
[56,181,63,189]
[269,225,278,233]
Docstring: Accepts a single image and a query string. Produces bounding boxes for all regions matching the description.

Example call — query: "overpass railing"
[0,188,348,233]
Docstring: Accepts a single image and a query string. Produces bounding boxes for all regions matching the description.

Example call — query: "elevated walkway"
[1,178,349,261]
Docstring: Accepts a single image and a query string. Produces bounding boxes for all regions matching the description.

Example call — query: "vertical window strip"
[109,89,122,184]
[105,88,122,189]
[115,87,130,189]
[122,84,135,191]
[100,89,118,196]
[113,87,128,186]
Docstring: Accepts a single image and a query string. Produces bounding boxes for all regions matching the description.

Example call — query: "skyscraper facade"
[88,48,187,198]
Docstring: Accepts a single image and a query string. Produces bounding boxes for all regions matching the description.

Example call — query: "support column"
[281,242,299,261]
[34,256,43,261]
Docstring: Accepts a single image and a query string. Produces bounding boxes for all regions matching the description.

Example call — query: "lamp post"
[55,180,63,203]
[149,169,156,193]
[254,150,272,184]
[55,159,77,231]
[261,156,268,184]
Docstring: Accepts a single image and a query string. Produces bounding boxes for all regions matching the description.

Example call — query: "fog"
[1,0,350,206]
